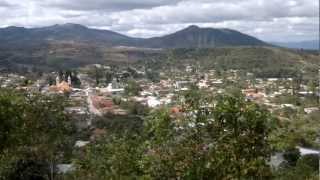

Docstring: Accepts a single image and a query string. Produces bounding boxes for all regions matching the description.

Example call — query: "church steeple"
[56,75,60,85]
[68,75,72,86]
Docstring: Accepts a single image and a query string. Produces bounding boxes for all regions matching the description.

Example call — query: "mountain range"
[0,23,268,48]
[1,23,318,73]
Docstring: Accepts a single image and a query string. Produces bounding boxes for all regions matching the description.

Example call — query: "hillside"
[0,24,135,48]
[142,47,319,78]
[144,25,268,48]
[0,39,319,79]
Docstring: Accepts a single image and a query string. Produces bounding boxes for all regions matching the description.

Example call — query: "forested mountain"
[0,23,135,47]
[144,25,268,48]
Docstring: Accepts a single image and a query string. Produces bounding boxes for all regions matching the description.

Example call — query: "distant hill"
[0,23,268,48]
[271,40,319,50]
[0,23,134,48]
[144,25,268,48]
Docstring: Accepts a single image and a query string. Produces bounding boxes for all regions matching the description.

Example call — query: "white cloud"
[39,0,183,11]
[0,0,12,7]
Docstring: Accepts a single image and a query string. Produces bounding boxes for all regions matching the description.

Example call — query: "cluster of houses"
[1,65,319,120]
[0,73,26,88]
[1,65,320,174]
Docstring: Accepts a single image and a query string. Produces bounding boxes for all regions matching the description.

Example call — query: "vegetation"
[71,90,276,179]
[124,79,142,96]
[1,44,319,81]
[0,87,318,179]
[0,89,75,180]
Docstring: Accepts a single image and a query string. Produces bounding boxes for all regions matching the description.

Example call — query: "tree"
[211,95,273,179]
[142,93,273,179]
[283,147,301,167]
[87,66,104,85]
[275,154,319,180]
[124,79,142,96]
[307,80,317,96]
[105,71,113,85]
[0,89,75,180]
[46,75,55,86]
[71,91,274,179]
[71,70,81,87]
[58,70,64,83]
[146,70,160,83]
[72,136,144,180]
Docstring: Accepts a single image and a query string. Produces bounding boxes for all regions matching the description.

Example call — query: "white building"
[147,96,161,108]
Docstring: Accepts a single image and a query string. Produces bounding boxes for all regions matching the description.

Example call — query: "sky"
[0,0,318,42]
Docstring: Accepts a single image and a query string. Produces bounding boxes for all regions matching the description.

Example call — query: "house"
[304,107,319,114]
[298,91,314,96]
[49,81,72,93]
[298,147,320,156]
[186,65,193,73]
[198,80,209,89]
[211,79,223,85]
[57,164,75,174]
[267,78,279,82]
[65,107,87,115]
[75,140,90,148]
[174,81,190,89]
[91,96,114,109]
[147,96,161,108]
[280,104,296,109]
[100,83,124,95]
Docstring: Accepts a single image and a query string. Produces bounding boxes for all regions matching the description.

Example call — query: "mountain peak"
[185,25,200,30]
[50,23,88,29]
[4,26,25,30]
[62,23,86,27]
[151,25,267,48]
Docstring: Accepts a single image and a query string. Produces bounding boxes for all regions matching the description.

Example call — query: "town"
[1,62,319,151]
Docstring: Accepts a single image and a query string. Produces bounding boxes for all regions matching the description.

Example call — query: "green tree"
[0,89,75,180]
[105,71,113,85]
[146,70,160,83]
[72,135,144,180]
[307,80,317,96]
[71,70,81,87]
[124,79,142,96]
[71,91,274,179]
[275,154,319,180]
[143,91,273,179]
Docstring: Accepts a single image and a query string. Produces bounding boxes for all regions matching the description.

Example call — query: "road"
[85,88,103,116]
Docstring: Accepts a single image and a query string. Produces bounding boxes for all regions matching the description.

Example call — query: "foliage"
[270,113,320,150]
[72,91,274,179]
[105,71,113,85]
[282,148,301,166]
[124,79,142,96]
[72,135,144,180]
[94,114,144,136]
[275,154,319,180]
[0,89,75,180]
[146,70,160,83]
